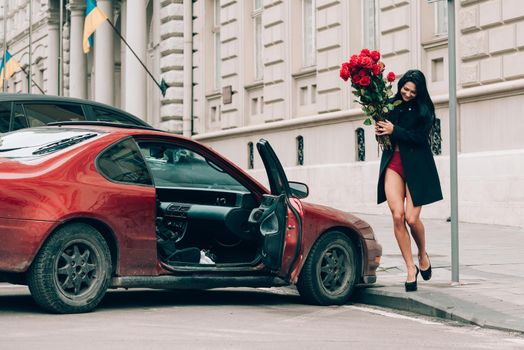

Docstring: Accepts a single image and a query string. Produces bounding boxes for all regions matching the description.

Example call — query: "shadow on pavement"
[0,287,303,314]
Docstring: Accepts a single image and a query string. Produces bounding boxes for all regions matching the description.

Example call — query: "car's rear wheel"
[297,231,357,305]
[27,223,112,314]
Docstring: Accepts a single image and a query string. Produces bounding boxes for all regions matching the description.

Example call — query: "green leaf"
[387,103,394,110]
[363,118,372,126]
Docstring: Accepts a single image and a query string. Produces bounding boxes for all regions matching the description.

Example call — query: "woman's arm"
[377,111,433,146]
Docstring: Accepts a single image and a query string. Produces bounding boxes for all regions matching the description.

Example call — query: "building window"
[302,0,316,67]
[431,118,442,155]
[213,0,221,90]
[253,0,263,80]
[296,135,304,166]
[363,0,378,49]
[356,128,365,161]
[435,1,448,36]
[247,142,254,169]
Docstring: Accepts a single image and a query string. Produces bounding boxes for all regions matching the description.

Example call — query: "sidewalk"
[352,213,524,334]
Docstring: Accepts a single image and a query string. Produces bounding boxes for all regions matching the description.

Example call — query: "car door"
[255,139,303,277]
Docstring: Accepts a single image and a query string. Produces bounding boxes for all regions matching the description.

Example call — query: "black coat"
[377,99,443,206]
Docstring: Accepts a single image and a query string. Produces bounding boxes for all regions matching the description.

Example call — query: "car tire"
[297,231,357,305]
[27,223,112,314]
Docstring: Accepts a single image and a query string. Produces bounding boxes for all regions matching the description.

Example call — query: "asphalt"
[351,213,524,334]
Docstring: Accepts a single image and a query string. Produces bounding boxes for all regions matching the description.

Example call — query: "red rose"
[360,56,373,68]
[359,76,371,87]
[359,69,368,77]
[351,74,361,85]
[371,64,381,75]
[370,50,380,62]
[387,71,396,82]
[360,48,371,57]
[349,55,359,66]
[340,63,350,81]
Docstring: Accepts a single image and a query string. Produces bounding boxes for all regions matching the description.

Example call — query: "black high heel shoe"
[405,266,419,292]
[420,254,432,281]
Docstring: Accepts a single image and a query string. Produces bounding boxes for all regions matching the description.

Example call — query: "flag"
[82,0,108,54]
[0,51,21,88]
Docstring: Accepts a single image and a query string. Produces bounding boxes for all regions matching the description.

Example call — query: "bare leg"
[384,169,417,282]
[405,186,430,270]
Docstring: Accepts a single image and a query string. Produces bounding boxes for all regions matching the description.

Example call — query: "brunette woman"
[375,69,443,292]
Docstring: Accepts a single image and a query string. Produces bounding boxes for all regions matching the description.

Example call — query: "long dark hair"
[395,69,435,119]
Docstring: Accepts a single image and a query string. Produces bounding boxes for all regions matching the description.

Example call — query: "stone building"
[2,0,524,227]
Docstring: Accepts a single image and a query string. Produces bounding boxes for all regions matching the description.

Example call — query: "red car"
[0,122,382,313]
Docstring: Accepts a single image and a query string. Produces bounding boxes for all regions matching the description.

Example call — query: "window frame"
[362,0,379,50]
[137,139,251,193]
[252,0,263,80]
[302,0,316,68]
[96,137,153,186]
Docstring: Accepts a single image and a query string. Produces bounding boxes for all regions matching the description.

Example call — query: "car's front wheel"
[297,231,358,305]
[27,223,112,313]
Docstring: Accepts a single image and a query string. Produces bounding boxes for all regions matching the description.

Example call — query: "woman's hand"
[375,120,394,136]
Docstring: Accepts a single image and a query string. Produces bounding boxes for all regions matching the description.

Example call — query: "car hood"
[301,201,376,240]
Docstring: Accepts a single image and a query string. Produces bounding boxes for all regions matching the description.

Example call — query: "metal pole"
[2,0,7,92]
[58,0,63,96]
[28,0,32,93]
[448,0,459,283]
[183,0,193,137]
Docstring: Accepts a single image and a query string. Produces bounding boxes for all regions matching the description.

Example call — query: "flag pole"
[28,0,32,93]
[19,65,45,94]
[2,0,7,92]
[104,18,168,97]
[58,0,63,96]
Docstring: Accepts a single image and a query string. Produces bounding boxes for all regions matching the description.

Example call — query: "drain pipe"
[183,0,193,137]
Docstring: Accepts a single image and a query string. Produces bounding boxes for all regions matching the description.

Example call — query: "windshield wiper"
[32,133,98,155]
[0,147,25,152]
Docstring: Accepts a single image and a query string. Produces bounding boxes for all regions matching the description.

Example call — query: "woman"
[375,69,443,292]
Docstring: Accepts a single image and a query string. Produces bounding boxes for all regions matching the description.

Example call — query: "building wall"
[1,0,523,227]
[193,0,524,227]
[1,0,186,132]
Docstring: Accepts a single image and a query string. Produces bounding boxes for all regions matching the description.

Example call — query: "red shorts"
[387,151,404,179]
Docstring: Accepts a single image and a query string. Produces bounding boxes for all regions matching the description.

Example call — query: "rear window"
[23,103,86,127]
[0,128,104,158]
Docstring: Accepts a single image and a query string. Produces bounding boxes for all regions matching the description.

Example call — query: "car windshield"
[0,128,104,158]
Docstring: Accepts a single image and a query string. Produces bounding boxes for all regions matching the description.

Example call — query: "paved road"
[1,284,523,349]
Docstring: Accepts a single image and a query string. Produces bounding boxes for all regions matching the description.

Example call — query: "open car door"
[249,139,303,277]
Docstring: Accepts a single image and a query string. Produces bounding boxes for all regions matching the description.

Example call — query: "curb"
[353,286,524,335]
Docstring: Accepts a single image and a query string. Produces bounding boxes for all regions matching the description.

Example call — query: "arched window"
[431,118,442,155]
[296,135,304,166]
[247,142,254,169]
[356,128,365,161]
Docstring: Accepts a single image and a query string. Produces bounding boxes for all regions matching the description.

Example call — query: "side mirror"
[289,181,309,199]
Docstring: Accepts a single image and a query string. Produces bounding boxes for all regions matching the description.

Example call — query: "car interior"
[138,141,266,267]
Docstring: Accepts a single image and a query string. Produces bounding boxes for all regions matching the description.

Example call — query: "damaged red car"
[0,122,381,313]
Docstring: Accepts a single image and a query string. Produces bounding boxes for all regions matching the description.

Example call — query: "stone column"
[94,0,114,105]
[124,0,147,119]
[68,2,87,99]
[46,14,60,96]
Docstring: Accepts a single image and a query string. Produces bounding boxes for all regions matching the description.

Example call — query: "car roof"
[0,93,150,127]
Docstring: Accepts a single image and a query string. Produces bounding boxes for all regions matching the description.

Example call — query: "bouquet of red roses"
[340,49,398,150]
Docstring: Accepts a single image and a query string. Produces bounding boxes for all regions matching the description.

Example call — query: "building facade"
[2,0,524,227]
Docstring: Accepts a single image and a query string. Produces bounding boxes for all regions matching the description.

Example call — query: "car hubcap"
[319,244,351,295]
[55,242,99,297]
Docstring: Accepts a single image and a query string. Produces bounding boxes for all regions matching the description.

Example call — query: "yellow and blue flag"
[83,0,108,53]
[0,51,21,88]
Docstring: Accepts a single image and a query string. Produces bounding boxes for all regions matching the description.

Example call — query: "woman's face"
[400,81,417,102]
